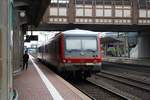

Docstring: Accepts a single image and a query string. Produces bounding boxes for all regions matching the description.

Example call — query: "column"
[13,9,22,72]
[68,0,75,23]
[0,2,1,85]
[0,0,13,99]
[132,0,138,24]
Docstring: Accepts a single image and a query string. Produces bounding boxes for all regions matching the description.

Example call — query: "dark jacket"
[23,54,29,62]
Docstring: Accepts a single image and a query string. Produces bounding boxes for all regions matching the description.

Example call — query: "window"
[50,7,58,16]
[85,8,92,16]
[59,8,67,16]
[115,9,123,17]
[66,37,97,51]
[104,9,112,17]
[66,39,81,50]
[96,9,103,16]
[51,0,69,3]
[124,10,131,17]
[139,0,147,9]
[49,0,68,16]
[139,10,147,17]
[75,0,93,17]
[82,39,97,50]
[76,8,84,16]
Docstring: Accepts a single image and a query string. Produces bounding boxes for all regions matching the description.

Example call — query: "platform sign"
[30,35,38,41]
[24,35,38,42]
[24,35,30,42]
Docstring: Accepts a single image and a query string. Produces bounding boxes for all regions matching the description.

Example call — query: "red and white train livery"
[37,29,102,77]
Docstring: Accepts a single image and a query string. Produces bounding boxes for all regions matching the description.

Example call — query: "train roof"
[63,29,99,36]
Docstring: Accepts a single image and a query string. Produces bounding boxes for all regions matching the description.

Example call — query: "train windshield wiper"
[84,49,96,52]
[67,49,81,52]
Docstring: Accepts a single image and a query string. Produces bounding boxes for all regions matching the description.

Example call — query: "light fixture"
[20,11,26,17]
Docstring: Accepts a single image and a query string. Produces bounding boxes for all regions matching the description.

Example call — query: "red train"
[37,29,102,78]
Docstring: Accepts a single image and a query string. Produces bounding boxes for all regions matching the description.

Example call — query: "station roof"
[14,0,50,26]
[13,0,149,29]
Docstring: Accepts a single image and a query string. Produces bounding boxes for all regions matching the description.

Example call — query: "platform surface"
[13,56,91,100]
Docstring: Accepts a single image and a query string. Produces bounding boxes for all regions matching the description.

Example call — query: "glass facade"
[48,0,68,23]
[75,0,93,17]
[75,0,132,24]
[45,0,133,24]
[42,0,150,24]
[138,0,150,24]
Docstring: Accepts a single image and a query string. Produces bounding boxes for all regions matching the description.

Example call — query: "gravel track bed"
[102,65,150,84]
[103,62,150,74]
[70,79,125,100]
[97,72,150,91]
[91,75,150,100]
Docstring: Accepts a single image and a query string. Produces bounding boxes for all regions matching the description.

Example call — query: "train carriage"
[38,29,102,78]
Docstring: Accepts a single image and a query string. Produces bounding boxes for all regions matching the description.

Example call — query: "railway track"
[71,62,150,100]
[91,61,150,100]
[102,61,150,85]
[43,60,150,100]
[88,74,150,100]
[70,79,126,100]
[97,71,150,91]
[103,61,150,74]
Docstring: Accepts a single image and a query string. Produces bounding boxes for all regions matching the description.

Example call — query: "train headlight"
[68,60,71,63]
[94,60,97,63]
[63,60,66,63]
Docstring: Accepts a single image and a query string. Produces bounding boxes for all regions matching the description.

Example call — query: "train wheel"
[83,71,91,79]
[75,71,82,79]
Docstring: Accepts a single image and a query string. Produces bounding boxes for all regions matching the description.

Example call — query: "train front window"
[66,39,82,50]
[82,39,97,51]
[65,37,97,51]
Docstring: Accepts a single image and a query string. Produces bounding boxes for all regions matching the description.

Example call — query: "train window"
[66,39,82,50]
[65,37,98,51]
[82,39,97,51]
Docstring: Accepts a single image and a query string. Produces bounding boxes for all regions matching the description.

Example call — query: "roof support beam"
[132,0,139,25]
[33,0,50,26]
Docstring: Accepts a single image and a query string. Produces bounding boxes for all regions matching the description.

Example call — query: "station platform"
[103,57,150,66]
[13,56,91,100]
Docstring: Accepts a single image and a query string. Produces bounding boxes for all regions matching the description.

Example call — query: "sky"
[24,30,105,48]
[24,31,116,48]
[24,31,58,48]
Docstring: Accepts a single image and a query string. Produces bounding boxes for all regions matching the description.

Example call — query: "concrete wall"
[130,32,150,59]
[130,44,138,58]
[138,33,150,59]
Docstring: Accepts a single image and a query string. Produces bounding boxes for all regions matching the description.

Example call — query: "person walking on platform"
[23,51,29,70]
